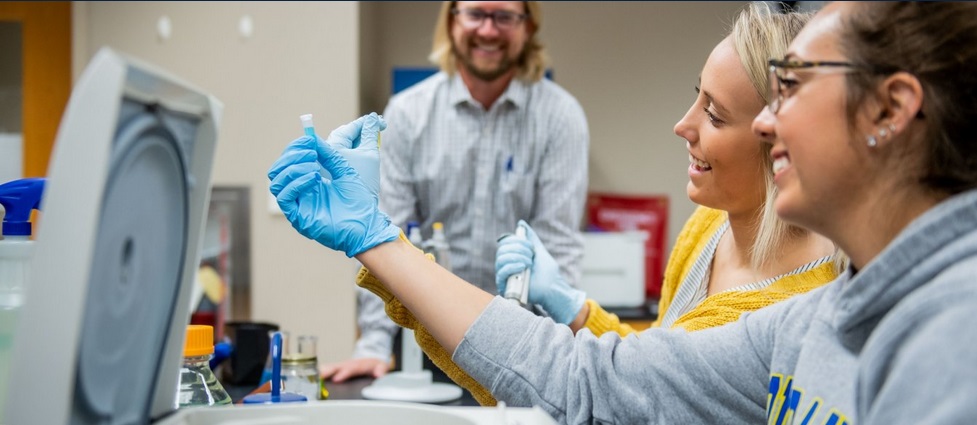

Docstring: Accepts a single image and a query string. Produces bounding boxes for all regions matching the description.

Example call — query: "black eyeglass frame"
[767,59,860,114]
[450,8,529,30]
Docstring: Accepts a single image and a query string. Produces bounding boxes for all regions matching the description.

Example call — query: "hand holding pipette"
[495,221,586,324]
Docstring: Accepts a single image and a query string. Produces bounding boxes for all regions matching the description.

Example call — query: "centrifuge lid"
[4,48,221,425]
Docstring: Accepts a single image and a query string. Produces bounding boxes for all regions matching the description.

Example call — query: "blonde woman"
[495,3,839,337]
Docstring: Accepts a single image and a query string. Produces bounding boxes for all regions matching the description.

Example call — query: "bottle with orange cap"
[177,325,232,407]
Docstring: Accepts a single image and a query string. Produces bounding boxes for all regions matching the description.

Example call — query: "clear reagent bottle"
[178,324,232,408]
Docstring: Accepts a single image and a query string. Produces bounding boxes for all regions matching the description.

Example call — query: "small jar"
[281,334,321,401]
[178,325,232,407]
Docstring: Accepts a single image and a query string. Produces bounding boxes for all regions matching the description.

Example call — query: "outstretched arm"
[267,115,772,423]
[357,234,493,352]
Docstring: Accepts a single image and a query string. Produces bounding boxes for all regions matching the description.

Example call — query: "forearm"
[569,299,590,333]
[357,238,493,352]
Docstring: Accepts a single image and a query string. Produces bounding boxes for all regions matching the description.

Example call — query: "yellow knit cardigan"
[584,206,838,336]
[355,206,837,406]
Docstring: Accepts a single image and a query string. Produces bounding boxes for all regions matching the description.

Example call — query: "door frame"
[0,2,71,178]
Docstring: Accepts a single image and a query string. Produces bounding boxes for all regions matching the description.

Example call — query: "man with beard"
[320,1,589,385]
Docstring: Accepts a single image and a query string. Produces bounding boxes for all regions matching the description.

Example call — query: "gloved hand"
[268,119,400,257]
[495,220,585,325]
[320,112,386,197]
[269,113,386,199]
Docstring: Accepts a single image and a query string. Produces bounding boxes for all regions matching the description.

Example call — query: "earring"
[868,122,897,147]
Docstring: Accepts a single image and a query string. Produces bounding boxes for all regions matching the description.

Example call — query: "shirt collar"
[449,73,529,110]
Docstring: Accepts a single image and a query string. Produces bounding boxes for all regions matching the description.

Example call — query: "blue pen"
[242,331,307,404]
[505,155,514,172]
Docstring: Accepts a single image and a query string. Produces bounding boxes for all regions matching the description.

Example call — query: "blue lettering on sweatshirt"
[767,374,850,425]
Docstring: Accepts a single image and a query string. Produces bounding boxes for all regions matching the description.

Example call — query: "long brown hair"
[841,2,977,195]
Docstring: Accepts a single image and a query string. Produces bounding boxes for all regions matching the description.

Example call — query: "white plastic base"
[156,399,558,425]
[361,370,463,403]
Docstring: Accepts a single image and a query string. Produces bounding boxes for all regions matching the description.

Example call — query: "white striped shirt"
[353,72,590,359]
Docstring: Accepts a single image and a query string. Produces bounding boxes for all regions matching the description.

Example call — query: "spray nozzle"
[0,178,46,237]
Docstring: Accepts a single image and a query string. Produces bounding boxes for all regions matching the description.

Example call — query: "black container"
[221,321,279,385]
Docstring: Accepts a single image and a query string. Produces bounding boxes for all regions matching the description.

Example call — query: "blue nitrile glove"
[321,112,386,197]
[270,113,386,198]
[268,128,400,257]
[495,220,586,325]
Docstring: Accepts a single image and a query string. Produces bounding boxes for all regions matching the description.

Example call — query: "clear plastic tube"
[299,114,315,137]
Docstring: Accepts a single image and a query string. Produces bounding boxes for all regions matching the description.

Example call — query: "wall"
[365,1,748,260]
[73,1,363,363]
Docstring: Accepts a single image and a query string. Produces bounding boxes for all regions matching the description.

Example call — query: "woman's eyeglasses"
[767,59,860,114]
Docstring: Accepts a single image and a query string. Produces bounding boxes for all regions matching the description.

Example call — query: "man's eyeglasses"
[767,59,860,114]
[451,8,528,31]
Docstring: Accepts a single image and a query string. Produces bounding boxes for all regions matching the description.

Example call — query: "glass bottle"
[281,334,322,401]
[178,325,232,408]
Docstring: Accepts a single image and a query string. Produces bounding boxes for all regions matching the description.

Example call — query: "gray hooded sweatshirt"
[454,189,977,424]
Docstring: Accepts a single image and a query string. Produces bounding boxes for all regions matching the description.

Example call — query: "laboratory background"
[2,1,762,364]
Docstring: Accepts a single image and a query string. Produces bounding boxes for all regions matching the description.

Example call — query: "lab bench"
[225,372,479,406]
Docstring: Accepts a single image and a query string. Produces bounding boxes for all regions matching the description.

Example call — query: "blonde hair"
[429,1,549,82]
[729,3,819,270]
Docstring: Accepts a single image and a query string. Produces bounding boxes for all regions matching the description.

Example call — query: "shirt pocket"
[496,154,532,218]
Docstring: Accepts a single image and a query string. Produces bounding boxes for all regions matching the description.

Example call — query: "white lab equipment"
[503,226,531,306]
[578,231,648,308]
[360,326,464,403]
[3,47,554,425]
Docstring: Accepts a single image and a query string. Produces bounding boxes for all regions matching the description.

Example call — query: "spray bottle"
[0,178,45,309]
[0,177,46,415]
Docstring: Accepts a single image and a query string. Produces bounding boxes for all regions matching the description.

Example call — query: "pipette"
[503,226,531,306]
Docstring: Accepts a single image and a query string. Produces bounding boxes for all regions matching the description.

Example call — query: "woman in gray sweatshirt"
[269,2,977,423]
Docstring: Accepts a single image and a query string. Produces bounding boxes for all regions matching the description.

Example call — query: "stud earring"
[867,135,878,147]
